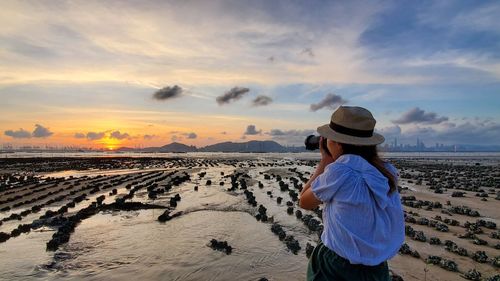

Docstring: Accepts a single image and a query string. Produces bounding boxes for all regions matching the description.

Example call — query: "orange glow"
[98,137,122,150]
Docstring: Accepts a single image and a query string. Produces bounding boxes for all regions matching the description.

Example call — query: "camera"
[304,135,327,151]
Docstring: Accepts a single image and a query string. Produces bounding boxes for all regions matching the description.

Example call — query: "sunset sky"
[1,1,499,149]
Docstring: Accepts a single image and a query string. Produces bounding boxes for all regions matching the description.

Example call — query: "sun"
[99,137,121,151]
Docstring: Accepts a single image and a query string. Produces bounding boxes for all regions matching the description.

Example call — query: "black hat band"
[329,122,374,138]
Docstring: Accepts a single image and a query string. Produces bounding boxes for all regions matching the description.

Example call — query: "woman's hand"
[319,137,335,166]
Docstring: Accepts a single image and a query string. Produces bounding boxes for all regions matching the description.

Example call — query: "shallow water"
[0,163,316,281]
[26,210,306,281]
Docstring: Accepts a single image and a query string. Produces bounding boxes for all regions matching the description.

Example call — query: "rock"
[284,235,300,254]
[305,243,314,258]
[410,250,420,258]
[0,232,10,243]
[295,210,303,219]
[472,251,488,263]
[439,259,458,272]
[458,231,476,239]
[435,223,449,232]
[473,238,487,246]
[484,274,500,281]
[148,191,157,199]
[463,269,481,281]
[413,231,427,242]
[399,243,412,255]
[405,225,415,237]
[169,198,177,207]
[209,239,232,255]
[258,205,267,216]
[451,192,465,197]
[426,255,441,265]
[271,223,287,241]
[491,256,500,268]
[390,272,404,281]
[158,210,182,222]
[417,218,429,225]
[429,237,441,245]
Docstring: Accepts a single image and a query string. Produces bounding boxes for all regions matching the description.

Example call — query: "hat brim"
[317,124,385,146]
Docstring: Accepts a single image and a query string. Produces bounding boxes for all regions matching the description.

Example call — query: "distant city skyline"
[1,1,499,149]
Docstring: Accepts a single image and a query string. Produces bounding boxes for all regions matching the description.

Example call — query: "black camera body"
[305,135,329,155]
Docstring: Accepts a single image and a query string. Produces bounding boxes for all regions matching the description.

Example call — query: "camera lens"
[305,135,320,150]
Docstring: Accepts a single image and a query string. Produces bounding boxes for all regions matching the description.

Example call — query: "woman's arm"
[299,137,335,210]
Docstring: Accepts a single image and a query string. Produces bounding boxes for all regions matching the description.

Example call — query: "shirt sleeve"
[311,163,350,202]
[384,162,399,182]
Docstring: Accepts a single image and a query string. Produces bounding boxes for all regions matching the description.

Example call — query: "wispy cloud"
[74,132,86,139]
[310,93,347,112]
[252,95,273,106]
[379,119,500,145]
[110,130,130,140]
[4,128,32,139]
[300,48,314,58]
[32,124,53,138]
[4,124,53,138]
[153,85,183,101]
[393,107,448,125]
[86,131,106,140]
[216,87,250,105]
[183,132,197,139]
[244,125,261,135]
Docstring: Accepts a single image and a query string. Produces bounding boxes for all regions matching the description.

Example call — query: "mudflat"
[0,155,498,281]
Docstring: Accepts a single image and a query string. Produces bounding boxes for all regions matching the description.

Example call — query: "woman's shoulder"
[325,156,357,174]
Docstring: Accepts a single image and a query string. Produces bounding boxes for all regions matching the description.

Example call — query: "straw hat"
[317,106,385,146]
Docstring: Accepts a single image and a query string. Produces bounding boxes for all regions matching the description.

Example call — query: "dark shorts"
[306,242,390,281]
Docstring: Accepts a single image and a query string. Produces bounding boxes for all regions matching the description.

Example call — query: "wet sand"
[0,155,498,281]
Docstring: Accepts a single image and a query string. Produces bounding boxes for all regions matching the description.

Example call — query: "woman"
[299,106,405,281]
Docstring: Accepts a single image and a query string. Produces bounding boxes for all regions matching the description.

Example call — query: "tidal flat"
[0,154,498,281]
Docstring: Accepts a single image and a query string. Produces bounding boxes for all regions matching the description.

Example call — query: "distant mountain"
[116,140,304,153]
[116,142,197,153]
[159,142,197,153]
[200,140,287,153]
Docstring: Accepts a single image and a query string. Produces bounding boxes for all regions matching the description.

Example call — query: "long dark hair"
[339,143,397,193]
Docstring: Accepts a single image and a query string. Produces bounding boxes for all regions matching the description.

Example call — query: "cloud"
[86,131,106,140]
[183,132,197,139]
[300,48,314,57]
[32,124,53,138]
[4,128,32,139]
[376,125,402,137]
[4,124,53,138]
[244,125,261,135]
[110,130,130,140]
[266,128,315,146]
[378,119,500,145]
[252,95,273,106]
[143,134,157,140]
[153,85,183,101]
[74,132,86,139]
[393,107,449,124]
[216,87,250,105]
[310,93,347,111]
[268,129,315,137]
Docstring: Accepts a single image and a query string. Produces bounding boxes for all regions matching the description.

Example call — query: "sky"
[1,0,499,149]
